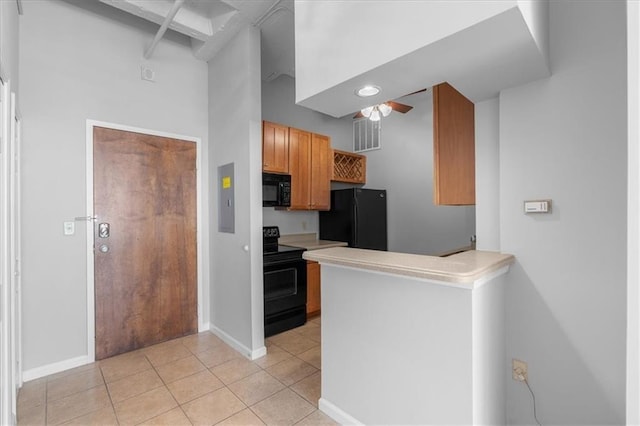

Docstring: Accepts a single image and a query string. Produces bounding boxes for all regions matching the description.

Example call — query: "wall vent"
[353,118,381,152]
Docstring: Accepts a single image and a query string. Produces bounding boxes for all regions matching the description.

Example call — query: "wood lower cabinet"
[306,260,321,317]
[433,82,475,205]
[288,127,331,210]
[262,121,289,174]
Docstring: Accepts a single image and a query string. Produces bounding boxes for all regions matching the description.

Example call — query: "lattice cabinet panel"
[332,149,367,184]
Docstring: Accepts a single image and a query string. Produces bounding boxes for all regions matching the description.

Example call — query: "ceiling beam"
[144,0,185,59]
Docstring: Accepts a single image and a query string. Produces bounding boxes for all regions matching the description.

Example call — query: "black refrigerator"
[319,188,387,251]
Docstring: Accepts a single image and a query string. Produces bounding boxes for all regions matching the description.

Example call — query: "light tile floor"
[17,317,336,426]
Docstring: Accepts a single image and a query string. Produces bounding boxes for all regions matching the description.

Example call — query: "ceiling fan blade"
[353,111,365,119]
[387,101,413,114]
[404,88,427,97]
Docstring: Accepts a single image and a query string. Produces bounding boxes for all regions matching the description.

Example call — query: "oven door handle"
[264,259,306,268]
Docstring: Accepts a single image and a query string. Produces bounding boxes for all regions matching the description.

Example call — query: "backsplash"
[262,208,319,235]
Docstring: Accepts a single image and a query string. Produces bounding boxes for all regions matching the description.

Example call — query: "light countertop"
[302,247,514,286]
[279,233,348,251]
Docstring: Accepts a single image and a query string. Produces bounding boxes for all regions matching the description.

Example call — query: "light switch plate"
[63,221,75,236]
[524,199,552,213]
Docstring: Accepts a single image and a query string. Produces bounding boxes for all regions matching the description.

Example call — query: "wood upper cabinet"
[288,127,331,211]
[433,82,475,205]
[262,121,289,174]
[306,260,321,317]
[309,133,331,210]
[332,149,367,184]
[289,127,312,209]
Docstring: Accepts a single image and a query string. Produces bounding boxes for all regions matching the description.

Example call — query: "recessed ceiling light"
[356,85,381,97]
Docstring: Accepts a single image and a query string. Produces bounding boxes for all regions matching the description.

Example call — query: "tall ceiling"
[66,0,295,82]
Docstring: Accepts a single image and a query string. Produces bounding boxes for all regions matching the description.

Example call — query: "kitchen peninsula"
[303,247,514,425]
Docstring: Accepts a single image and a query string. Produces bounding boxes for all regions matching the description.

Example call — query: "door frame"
[9,94,21,409]
[85,120,204,362]
[0,76,11,426]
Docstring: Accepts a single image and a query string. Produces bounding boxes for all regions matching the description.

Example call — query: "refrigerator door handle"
[353,197,358,247]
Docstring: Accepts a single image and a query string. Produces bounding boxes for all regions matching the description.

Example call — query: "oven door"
[263,258,307,317]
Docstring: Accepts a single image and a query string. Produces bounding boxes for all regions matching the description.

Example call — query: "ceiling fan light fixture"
[361,106,374,118]
[369,108,381,121]
[356,85,381,97]
[378,103,392,117]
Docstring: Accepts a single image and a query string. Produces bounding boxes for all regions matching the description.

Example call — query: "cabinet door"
[306,260,321,316]
[262,121,289,174]
[288,127,311,209]
[310,134,331,210]
[433,83,475,205]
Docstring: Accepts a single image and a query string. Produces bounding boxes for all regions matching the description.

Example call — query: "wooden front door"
[93,126,197,360]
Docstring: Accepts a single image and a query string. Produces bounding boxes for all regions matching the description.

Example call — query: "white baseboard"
[22,327,265,382]
[250,345,267,360]
[209,325,266,360]
[319,398,363,425]
[22,355,89,382]
[199,321,210,333]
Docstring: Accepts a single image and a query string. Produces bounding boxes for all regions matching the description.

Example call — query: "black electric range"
[263,226,307,337]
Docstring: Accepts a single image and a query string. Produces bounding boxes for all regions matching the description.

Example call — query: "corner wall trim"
[251,346,267,360]
[209,325,266,360]
[22,356,89,382]
[319,397,364,425]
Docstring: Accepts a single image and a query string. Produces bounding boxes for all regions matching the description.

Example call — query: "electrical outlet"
[512,359,528,381]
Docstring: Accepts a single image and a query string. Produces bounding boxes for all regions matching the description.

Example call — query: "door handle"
[99,223,110,238]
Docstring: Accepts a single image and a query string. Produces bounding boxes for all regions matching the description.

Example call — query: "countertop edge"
[302,247,515,286]
[280,240,348,251]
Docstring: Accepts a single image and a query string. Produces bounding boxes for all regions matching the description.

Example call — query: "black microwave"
[263,173,291,207]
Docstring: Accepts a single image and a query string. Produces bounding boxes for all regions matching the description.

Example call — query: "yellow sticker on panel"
[222,176,231,189]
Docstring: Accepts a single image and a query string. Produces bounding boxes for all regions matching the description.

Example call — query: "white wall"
[320,264,507,424]
[500,1,626,423]
[627,0,640,422]
[516,0,550,70]
[19,1,209,373]
[475,98,500,251]
[294,0,516,102]
[261,75,352,235]
[209,26,265,355]
[321,265,473,424]
[364,91,476,255]
[262,75,353,147]
[1,0,19,84]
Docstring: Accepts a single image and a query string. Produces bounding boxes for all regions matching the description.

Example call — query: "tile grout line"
[44,377,48,426]
[228,345,320,425]
[176,337,263,425]
[223,367,287,410]
[139,350,190,425]
[49,367,112,425]
[168,341,196,426]
[21,326,323,426]
[98,363,120,426]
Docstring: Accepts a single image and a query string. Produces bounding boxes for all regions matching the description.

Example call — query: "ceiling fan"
[353,88,427,120]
